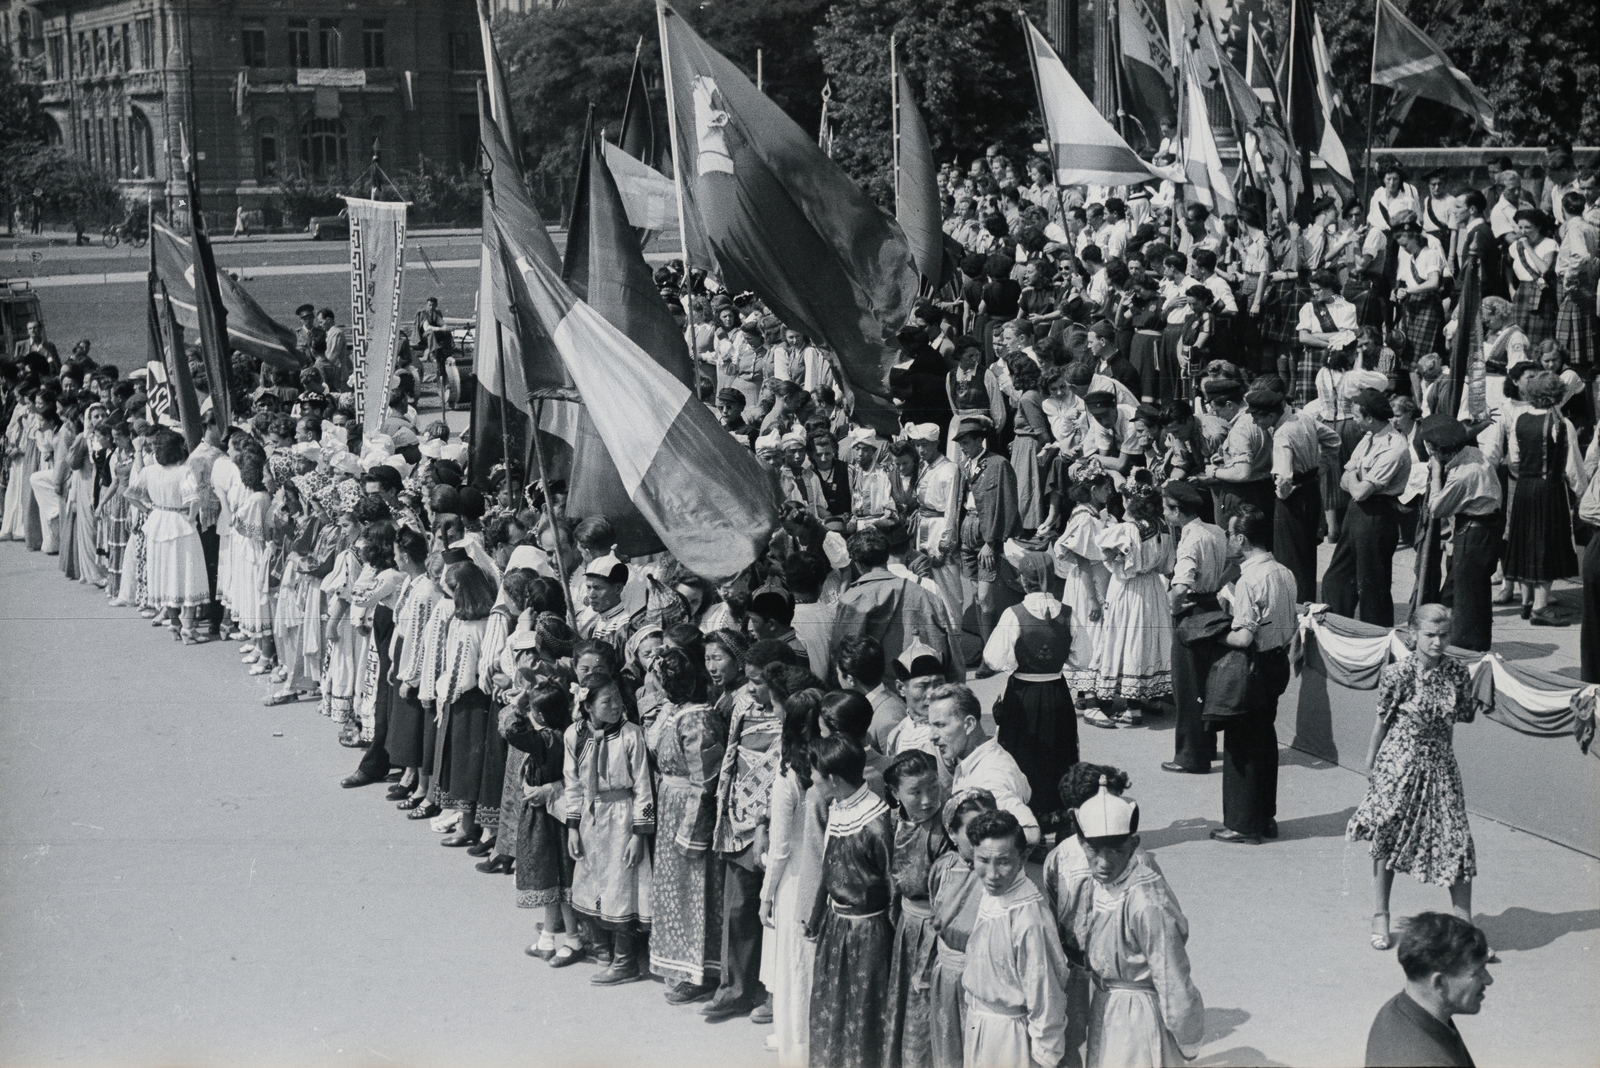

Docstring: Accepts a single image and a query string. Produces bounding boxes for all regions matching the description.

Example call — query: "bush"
[271,170,354,228]
[392,156,483,226]
[0,143,122,228]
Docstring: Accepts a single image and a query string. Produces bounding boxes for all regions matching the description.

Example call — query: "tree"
[814,0,1046,208]
[0,51,51,157]
[494,0,831,218]
[1279,0,1600,151]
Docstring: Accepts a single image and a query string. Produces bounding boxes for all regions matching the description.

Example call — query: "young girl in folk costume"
[1087,485,1175,729]
[228,453,277,676]
[100,421,136,602]
[506,678,581,962]
[126,429,210,643]
[566,670,656,985]
[645,647,728,1002]
[346,521,404,775]
[1051,461,1113,701]
[881,749,952,1068]
[408,553,457,820]
[926,790,996,1068]
[430,552,499,849]
[386,527,439,810]
[762,688,826,1068]
[208,429,242,640]
[264,473,329,705]
[1500,371,1585,625]
[116,425,155,613]
[0,385,41,543]
[58,402,109,585]
[460,568,539,858]
[806,734,895,1068]
[317,482,374,742]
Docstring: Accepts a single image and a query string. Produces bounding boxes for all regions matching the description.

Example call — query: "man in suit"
[1365,912,1494,1067]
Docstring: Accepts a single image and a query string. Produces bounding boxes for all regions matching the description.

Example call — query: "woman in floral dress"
[1088,485,1175,726]
[98,423,136,598]
[1347,603,1483,951]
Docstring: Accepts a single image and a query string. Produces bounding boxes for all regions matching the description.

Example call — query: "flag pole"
[890,35,900,207]
[494,315,517,503]
[530,399,576,628]
[656,0,699,370]
[1361,0,1380,214]
[1018,15,1065,233]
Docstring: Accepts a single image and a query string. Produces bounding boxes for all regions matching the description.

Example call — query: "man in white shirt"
[1368,163,1420,231]
[1190,248,1238,315]
[1101,197,1131,262]
[1489,169,1530,243]
[1419,169,1460,253]
[1296,269,1359,364]
[927,682,1040,846]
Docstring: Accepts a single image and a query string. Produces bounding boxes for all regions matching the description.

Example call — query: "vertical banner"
[343,197,409,431]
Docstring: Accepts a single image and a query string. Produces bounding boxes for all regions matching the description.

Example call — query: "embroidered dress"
[1348,654,1479,886]
[808,785,895,1068]
[228,490,275,637]
[645,699,727,987]
[352,568,403,745]
[0,406,39,541]
[435,615,490,813]
[565,719,655,929]
[507,714,575,908]
[131,463,208,608]
[927,852,984,1068]
[1091,522,1175,702]
[713,688,782,857]
[97,448,134,593]
[1052,504,1109,691]
[883,816,952,1068]
[272,515,327,694]
[384,574,436,767]
[318,548,364,730]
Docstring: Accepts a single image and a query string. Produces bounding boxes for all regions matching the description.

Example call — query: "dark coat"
[1364,991,1476,1068]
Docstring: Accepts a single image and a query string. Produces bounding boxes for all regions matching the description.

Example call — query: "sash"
[1312,301,1338,333]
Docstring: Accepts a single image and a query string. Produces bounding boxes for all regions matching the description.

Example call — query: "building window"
[112,117,124,176]
[77,32,88,76]
[361,20,385,68]
[241,20,266,67]
[130,109,155,177]
[300,118,348,180]
[137,18,153,69]
[318,20,341,68]
[96,118,107,169]
[287,19,310,68]
[48,36,63,80]
[93,29,106,73]
[258,117,279,180]
[110,27,124,72]
[448,32,472,71]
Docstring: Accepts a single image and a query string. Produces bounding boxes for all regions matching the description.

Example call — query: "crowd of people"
[4,147,1595,1068]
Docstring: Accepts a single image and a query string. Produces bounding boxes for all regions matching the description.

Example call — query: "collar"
[958,735,997,776]
[1021,591,1062,617]
[827,783,888,836]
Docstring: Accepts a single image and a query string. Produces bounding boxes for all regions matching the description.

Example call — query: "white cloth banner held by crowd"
[343,197,409,431]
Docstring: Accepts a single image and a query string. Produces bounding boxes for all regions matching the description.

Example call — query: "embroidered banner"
[343,197,408,431]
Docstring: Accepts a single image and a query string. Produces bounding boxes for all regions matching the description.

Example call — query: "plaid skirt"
[1513,279,1558,347]
[1556,267,1597,366]
[1401,296,1445,357]
[1251,278,1305,344]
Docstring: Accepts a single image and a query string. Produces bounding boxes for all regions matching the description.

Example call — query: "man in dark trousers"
[1203,379,1275,535]
[1322,389,1411,626]
[1365,911,1493,1067]
[952,414,1021,657]
[1160,480,1230,776]
[1210,505,1297,844]
[1269,389,1336,602]
[1419,414,1502,652]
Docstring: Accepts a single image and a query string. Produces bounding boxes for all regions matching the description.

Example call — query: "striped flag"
[492,205,777,580]
[894,68,945,292]
[1166,0,1236,216]
[1021,16,1158,188]
[1371,0,1495,131]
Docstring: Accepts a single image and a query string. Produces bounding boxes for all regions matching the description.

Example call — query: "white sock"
[537,930,556,951]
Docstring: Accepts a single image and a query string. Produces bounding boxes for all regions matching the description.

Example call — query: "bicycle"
[101,222,148,249]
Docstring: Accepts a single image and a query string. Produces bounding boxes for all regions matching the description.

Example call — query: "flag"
[155,278,204,449]
[1278,0,1322,163]
[563,114,696,557]
[603,141,678,231]
[1165,0,1236,216]
[343,196,408,432]
[1022,17,1158,189]
[1246,20,1275,100]
[151,224,300,370]
[493,200,778,581]
[476,0,515,132]
[1371,0,1495,131]
[658,1,917,435]
[1118,0,1177,152]
[1310,15,1353,183]
[618,38,656,167]
[894,69,944,292]
[179,131,234,431]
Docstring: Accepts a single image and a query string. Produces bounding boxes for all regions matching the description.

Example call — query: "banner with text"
[344,197,409,431]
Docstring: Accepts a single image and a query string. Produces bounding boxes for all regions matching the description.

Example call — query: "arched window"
[129,108,154,176]
[257,116,279,180]
[300,117,347,180]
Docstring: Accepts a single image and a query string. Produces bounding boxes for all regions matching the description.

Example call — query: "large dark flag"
[894,69,944,293]
[562,111,696,557]
[618,39,656,167]
[151,224,299,371]
[1370,0,1495,131]
[179,136,235,430]
[657,1,918,434]
[492,179,777,580]
[146,246,203,450]
[1118,0,1177,153]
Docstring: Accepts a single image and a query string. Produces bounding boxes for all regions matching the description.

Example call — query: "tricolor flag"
[1166,0,1236,216]
[1022,17,1158,188]
[1310,15,1353,183]
[151,223,300,371]
[493,201,777,581]
[1118,0,1177,152]
[1370,0,1495,132]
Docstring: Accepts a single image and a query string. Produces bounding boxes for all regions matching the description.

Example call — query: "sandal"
[1371,912,1393,951]
[262,691,302,706]
[406,802,442,820]
[248,661,274,676]
[396,794,426,809]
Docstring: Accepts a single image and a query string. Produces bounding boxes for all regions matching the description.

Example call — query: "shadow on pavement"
[1193,1046,1290,1067]
[1274,806,1357,841]
[1472,907,1600,953]
[1141,817,1218,849]
[1491,641,1560,662]
[1202,1006,1250,1043]
[1278,746,1339,771]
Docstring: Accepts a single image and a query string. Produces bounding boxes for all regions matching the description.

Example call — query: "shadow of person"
[1191,1046,1290,1067]
[1202,1006,1250,1043]
[1471,907,1600,953]
[1140,817,1219,850]
[1272,805,1358,841]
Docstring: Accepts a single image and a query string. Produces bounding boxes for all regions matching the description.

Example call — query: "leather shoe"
[749,1000,774,1025]
[590,959,641,986]
[466,837,498,857]
[440,832,476,847]
[475,855,513,874]
[701,998,754,1021]
[665,981,716,1005]
[1160,761,1208,774]
[1209,828,1261,845]
[341,772,380,789]
[1263,819,1279,839]
[385,784,411,801]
